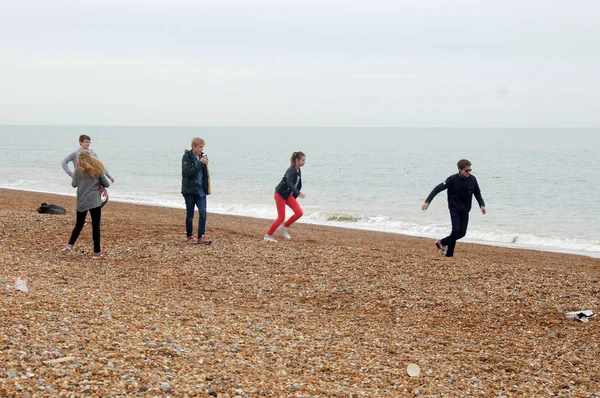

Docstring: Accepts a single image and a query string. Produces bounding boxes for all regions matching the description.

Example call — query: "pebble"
[2,190,600,397]
[160,382,172,392]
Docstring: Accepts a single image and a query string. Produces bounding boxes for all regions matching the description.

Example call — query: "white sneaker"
[277,226,291,240]
[264,234,278,242]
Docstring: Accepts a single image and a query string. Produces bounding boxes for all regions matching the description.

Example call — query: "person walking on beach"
[421,159,486,257]
[62,134,115,183]
[61,151,110,259]
[181,137,212,245]
[264,151,306,242]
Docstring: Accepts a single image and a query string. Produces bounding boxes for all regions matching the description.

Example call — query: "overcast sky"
[1,0,598,127]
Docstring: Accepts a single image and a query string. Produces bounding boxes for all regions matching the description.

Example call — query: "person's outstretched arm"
[421,177,451,211]
[473,177,486,214]
[99,174,110,188]
[61,151,77,176]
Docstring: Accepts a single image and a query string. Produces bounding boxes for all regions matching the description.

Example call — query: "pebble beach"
[1,188,599,397]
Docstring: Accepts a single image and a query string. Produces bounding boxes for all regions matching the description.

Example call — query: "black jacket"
[425,173,485,213]
[181,150,210,195]
[275,166,302,200]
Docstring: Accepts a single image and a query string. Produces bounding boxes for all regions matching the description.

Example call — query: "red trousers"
[267,191,304,235]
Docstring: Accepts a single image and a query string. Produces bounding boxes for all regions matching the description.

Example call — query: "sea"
[1,126,599,258]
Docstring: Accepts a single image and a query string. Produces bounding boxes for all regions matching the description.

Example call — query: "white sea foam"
[8,185,597,257]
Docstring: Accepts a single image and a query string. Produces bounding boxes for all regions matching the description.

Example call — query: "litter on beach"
[42,357,76,366]
[14,275,32,293]
[565,310,595,323]
[407,363,421,377]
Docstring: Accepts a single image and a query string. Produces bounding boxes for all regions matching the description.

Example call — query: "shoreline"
[1,188,600,395]
[2,186,598,259]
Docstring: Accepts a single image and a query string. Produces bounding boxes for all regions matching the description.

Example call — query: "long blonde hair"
[77,150,106,177]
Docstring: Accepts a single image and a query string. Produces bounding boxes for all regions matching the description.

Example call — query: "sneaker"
[93,250,107,259]
[61,244,73,255]
[198,235,212,245]
[187,236,197,244]
[435,240,447,256]
[264,234,278,242]
[276,225,292,240]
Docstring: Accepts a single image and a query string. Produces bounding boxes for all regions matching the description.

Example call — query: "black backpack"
[37,202,66,215]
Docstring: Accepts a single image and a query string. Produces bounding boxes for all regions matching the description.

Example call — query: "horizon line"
[1,124,599,129]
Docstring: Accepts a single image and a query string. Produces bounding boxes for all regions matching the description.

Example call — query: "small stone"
[160,382,172,392]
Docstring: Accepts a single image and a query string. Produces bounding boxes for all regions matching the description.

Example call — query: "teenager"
[61,151,110,259]
[181,137,212,245]
[62,134,115,183]
[264,151,306,242]
[421,159,486,257]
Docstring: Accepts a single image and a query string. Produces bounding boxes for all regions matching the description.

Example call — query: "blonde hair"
[191,137,205,147]
[77,151,106,177]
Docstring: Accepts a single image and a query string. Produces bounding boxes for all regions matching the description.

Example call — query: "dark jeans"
[69,206,102,253]
[440,208,469,257]
[184,193,207,238]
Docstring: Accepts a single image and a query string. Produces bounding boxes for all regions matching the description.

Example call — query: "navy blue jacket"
[425,173,485,213]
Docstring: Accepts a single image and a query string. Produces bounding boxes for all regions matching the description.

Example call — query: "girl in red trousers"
[264,151,306,242]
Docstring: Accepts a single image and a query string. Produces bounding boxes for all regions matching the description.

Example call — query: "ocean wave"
[310,212,366,223]
[4,179,44,187]
[2,186,599,258]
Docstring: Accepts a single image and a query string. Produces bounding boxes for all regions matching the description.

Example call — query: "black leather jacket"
[275,166,302,200]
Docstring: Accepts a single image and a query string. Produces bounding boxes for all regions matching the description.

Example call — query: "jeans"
[184,193,207,238]
[68,206,102,253]
[440,208,469,257]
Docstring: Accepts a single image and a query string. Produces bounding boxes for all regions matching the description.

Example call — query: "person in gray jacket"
[61,151,110,259]
[62,134,115,183]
